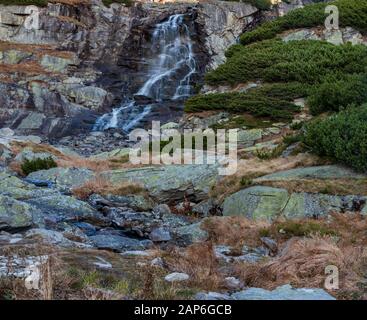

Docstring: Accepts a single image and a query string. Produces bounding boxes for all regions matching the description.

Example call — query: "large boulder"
[27,167,95,190]
[0,195,35,231]
[102,164,219,203]
[231,285,335,300]
[283,193,367,219]
[196,284,335,300]
[254,165,367,183]
[222,186,289,220]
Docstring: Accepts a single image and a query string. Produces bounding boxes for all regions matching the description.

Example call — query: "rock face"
[196,1,258,70]
[0,0,261,139]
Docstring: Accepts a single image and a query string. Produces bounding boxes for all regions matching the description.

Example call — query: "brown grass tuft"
[202,216,270,250]
[164,242,224,291]
[71,175,145,200]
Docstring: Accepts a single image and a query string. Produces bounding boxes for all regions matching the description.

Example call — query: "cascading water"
[94,14,197,132]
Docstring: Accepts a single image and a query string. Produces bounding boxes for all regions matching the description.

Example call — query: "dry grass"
[164,242,224,292]
[210,153,322,200]
[9,141,139,175]
[71,175,146,200]
[234,236,367,299]
[227,213,367,299]
[202,216,269,251]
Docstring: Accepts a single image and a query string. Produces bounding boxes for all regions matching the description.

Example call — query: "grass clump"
[21,156,57,175]
[304,105,367,172]
[240,0,367,45]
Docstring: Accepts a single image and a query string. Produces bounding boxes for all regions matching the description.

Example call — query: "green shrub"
[240,0,367,45]
[21,157,57,175]
[206,40,367,86]
[184,90,300,120]
[308,74,367,115]
[304,105,367,172]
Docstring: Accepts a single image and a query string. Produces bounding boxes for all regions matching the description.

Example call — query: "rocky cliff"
[0,0,260,139]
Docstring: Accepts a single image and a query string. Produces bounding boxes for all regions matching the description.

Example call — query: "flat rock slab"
[222,186,289,220]
[222,186,367,220]
[255,165,366,182]
[102,164,219,203]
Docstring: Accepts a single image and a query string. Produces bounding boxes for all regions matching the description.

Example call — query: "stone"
[236,129,263,147]
[25,228,87,248]
[161,122,179,130]
[0,128,14,137]
[1,50,32,64]
[231,284,335,300]
[282,29,321,42]
[56,84,108,110]
[192,198,220,217]
[121,250,151,257]
[153,204,172,216]
[102,194,155,212]
[41,55,77,73]
[222,186,289,220]
[225,277,243,290]
[90,148,131,160]
[151,257,164,268]
[17,112,46,130]
[195,292,231,300]
[173,222,208,245]
[260,237,278,254]
[164,272,189,282]
[27,167,95,190]
[0,195,34,231]
[102,164,219,203]
[15,148,57,162]
[254,165,367,182]
[324,29,344,45]
[89,234,146,252]
[282,192,366,219]
[149,227,171,242]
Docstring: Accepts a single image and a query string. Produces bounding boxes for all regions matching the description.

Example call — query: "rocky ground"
[1,0,367,301]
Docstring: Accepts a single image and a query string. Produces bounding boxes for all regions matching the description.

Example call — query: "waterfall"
[94,13,197,132]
